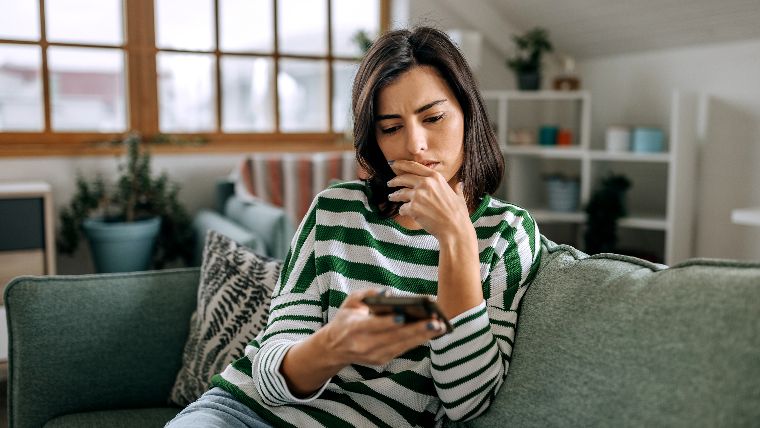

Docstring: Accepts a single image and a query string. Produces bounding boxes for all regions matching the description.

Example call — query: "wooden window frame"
[0,0,390,157]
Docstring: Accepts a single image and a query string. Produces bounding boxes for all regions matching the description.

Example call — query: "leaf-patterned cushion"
[169,230,282,406]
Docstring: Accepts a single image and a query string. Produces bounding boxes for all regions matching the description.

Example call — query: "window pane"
[220,0,273,53]
[278,0,327,55]
[48,47,126,131]
[157,52,215,132]
[45,0,123,45]
[221,56,274,132]
[0,0,40,41]
[332,0,379,57]
[0,45,43,131]
[155,0,214,51]
[278,59,327,132]
[332,60,358,132]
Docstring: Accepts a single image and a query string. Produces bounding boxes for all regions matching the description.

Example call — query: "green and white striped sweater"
[212,180,542,427]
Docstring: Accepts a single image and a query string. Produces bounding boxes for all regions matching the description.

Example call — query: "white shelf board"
[589,151,672,163]
[530,209,667,230]
[531,209,586,224]
[483,90,588,101]
[731,207,760,227]
[502,146,584,159]
[618,215,668,230]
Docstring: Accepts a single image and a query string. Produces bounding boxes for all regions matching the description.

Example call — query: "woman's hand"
[281,288,446,397]
[386,160,483,320]
[386,160,470,241]
[319,288,446,367]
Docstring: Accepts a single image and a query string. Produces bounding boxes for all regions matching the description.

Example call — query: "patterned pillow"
[169,230,282,406]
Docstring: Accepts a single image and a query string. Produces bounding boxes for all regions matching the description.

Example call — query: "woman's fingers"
[388,159,436,177]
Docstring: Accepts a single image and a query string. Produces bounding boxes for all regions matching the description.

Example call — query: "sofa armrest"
[4,268,200,428]
[192,209,268,265]
[224,196,295,260]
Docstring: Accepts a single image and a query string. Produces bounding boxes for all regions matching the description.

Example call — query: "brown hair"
[352,26,503,218]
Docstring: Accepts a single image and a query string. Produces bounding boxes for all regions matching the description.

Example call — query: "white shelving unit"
[483,90,698,265]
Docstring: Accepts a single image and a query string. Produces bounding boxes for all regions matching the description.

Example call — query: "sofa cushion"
[4,268,200,428]
[170,231,282,407]
[43,407,180,428]
[461,238,760,427]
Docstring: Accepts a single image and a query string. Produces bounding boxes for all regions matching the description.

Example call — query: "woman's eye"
[425,113,445,123]
[381,126,401,134]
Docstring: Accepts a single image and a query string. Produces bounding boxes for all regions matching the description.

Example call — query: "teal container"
[539,126,559,146]
[632,127,665,153]
[83,217,161,273]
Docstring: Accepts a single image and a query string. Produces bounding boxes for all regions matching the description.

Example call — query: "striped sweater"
[212,181,542,427]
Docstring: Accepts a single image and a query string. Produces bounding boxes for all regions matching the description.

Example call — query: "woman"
[167,26,541,428]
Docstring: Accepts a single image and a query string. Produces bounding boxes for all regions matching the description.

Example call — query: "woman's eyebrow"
[375,99,448,121]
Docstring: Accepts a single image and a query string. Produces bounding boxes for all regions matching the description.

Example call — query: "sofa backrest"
[4,268,200,428]
[466,237,760,427]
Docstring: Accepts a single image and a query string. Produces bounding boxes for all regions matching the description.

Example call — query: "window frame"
[0,0,389,156]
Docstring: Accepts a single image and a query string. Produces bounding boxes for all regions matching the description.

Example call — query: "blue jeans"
[166,387,273,428]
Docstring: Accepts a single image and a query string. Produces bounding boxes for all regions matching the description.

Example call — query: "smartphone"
[362,295,453,333]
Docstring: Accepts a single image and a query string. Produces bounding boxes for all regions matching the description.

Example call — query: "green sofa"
[5,238,760,427]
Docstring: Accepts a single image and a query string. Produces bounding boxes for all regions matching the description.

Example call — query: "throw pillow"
[169,230,283,407]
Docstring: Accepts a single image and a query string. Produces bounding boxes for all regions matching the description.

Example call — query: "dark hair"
[352,26,504,218]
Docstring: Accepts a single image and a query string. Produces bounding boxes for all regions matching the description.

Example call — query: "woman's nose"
[404,123,427,154]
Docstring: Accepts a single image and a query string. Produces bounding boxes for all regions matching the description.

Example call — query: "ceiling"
[481,0,760,58]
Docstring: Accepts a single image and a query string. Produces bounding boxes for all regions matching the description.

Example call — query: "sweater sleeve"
[247,203,331,406]
[428,209,541,421]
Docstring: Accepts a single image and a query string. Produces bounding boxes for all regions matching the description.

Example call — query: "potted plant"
[58,132,195,272]
[506,27,554,90]
[583,173,632,254]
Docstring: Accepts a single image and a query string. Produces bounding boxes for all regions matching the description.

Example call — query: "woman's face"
[374,65,465,188]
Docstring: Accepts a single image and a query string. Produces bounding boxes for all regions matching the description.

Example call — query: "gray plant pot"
[517,72,541,90]
[83,217,162,273]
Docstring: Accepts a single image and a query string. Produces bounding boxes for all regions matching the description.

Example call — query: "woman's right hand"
[319,288,447,367]
[281,288,446,397]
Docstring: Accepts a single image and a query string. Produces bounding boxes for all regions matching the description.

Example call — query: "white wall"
[404,0,516,91]
[578,39,760,261]
[0,153,244,273]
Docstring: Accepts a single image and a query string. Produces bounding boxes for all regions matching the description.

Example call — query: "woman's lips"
[421,162,439,168]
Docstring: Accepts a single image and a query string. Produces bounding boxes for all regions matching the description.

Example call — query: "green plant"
[505,27,553,74]
[57,132,196,269]
[583,173,632,254]
[352,29,374,55]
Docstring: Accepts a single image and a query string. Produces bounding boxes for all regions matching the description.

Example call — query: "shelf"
[530,209,667,231]
[618,215,668,230]
[502,146,584,159]
[530,209,585,224]
[482,90,589,101]
[589,151,671,163]
[731,207,760,227]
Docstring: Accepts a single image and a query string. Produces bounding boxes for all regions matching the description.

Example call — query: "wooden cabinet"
[0,182,56,362]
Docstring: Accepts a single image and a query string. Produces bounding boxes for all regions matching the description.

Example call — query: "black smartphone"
[362,295,453,333]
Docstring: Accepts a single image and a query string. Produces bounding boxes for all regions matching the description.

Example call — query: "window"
[0,0,387,155]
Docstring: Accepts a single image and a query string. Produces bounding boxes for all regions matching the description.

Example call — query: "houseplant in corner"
[506,27,554,90]
[58,132,195,272]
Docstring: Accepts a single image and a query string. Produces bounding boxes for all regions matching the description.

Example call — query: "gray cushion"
[169,231,282,407]
[460,238,760,428]
[4,268,200,428]
[224,196,295,260]
[43,407,180,428]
